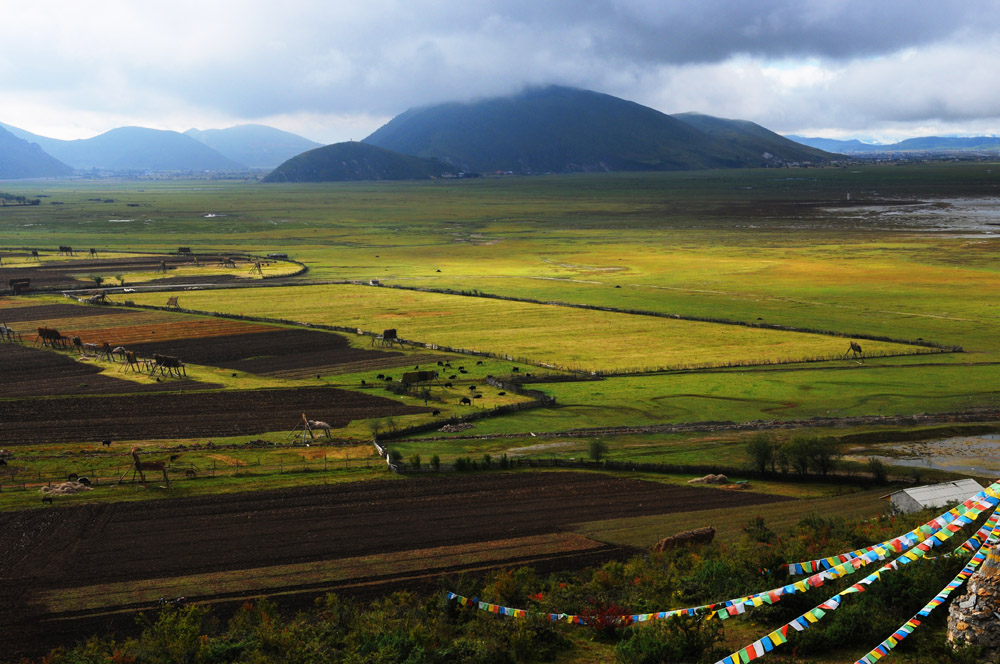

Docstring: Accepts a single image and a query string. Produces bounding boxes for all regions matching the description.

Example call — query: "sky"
[3,0,1000,145]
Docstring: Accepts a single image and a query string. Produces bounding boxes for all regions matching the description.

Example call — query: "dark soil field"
[0,387,432,445]
[0,302,139,324]
[127,328,408,375]
[0,344,219,396]
[0,472,788,656]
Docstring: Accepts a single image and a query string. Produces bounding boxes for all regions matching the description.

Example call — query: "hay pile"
[688,473,730,485]
[40,481,93,496]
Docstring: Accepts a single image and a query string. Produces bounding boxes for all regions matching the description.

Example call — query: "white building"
[882,479,984,514]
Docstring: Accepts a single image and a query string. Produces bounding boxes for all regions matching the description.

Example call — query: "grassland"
[125,284,926,373]
[3,164,999,470]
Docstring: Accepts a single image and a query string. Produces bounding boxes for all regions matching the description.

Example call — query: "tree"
[90,275,104,287]
[589,439,609,463]
[809,437,841,476]
[868,457,889,483]
[115,274,126,286]
[745,433,775,473]
[784,436,813,475]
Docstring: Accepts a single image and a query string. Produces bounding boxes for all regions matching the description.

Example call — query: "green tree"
[589,439,609,462]
[90,274,104,287]
[745,433,775,473]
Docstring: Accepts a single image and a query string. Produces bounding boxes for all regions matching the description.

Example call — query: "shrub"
[745,433,774,473]
[589,439,609,463]
[430,454,440,470]
[409,454,421,469]
[615,614,725,664]
[868,456,889,483]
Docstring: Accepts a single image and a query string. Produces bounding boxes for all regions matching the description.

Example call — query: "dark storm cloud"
[3,0,1000,142]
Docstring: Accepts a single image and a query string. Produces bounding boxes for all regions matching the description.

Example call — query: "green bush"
[615,615,725,664]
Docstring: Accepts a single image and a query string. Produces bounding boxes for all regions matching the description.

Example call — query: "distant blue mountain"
[1,123,243,171]
[185,124,322,169]
[787,134,1000,154]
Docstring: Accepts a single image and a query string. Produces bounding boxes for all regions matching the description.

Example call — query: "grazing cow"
[102,439,112,447]
[432,409,441,416]
[42,496,53,505]
[459,368,467,374]
[376,374,385,380]
[449,374,457,379]
[498,391,506,396]
[77,477,91,486]
[468,385,478,392]
[512,367,519,373]
[185,469,197,477]
[476,361,483,365]
[473,394,482,399]
[459,397,472,405]
[444,382,453,388]
[437,361,444,366]
[0,459,6,466]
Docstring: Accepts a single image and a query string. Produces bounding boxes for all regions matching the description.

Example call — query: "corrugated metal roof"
[891,479,984,508]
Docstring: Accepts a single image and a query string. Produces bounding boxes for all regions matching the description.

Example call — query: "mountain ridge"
[364,85,834,173]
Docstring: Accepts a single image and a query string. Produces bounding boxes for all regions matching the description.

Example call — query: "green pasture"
[3,164,1000,479]
[125,284,925,373]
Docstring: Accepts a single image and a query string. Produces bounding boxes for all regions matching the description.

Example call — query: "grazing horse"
[35,327,69,347]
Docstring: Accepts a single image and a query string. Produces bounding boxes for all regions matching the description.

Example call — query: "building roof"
[882,479,984,508]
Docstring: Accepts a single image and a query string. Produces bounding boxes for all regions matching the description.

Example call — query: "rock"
[948,545,1000,657]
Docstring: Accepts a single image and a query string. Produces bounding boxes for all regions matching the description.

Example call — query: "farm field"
[2,165,1000,659]
[0,250,300,290]
[0,472,788,654]
[126,283,931,373]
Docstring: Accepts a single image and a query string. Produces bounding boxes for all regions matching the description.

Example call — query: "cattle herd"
[33,326,187,378]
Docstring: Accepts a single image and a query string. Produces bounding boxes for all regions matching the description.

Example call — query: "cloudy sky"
[3,0,1000,144]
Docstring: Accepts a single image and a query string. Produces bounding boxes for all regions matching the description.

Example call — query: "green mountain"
[185,124,322,169]
[0,126,73,179]
[261,141,455,182]
[364,86,834,173]
[0,124,243,171]
[673,113,832,164]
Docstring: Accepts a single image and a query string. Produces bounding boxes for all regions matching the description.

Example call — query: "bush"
[868,456,889,483]
[409,454,421,469]
[589,439,609,463]
[430,454,441,470]
[615,615,725,664]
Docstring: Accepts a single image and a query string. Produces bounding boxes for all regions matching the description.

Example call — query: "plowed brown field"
[0,387,431,445]
[0,344,219,396]
[0,472,788,656]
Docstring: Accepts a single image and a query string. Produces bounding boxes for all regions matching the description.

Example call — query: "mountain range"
[0,123,321,175]
[787,134,1000,154]
[6,84,999,181]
